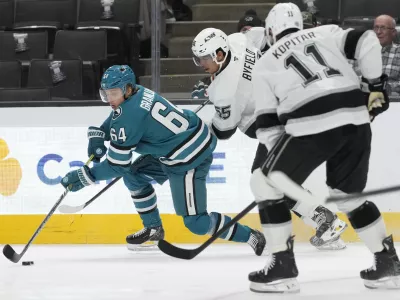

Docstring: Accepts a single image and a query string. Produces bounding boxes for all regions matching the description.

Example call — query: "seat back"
[15,0,77,27]
[0,87,51,102]
[0,31,48,60]
[53,30,107,61]
[0,0,14,29]
[0,61,22,88]
[28,59,83,99]
[78,0,140,24]
[342,16,375,30]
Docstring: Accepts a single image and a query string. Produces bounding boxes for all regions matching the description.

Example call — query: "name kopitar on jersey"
[140,88,155,112]
[242,48,256,81]
[272,31,316,60]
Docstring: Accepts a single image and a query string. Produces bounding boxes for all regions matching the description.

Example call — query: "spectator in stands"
[166,0,192,22]
[374,15,400,96]
[237,9,263,32]
[237,9,269,53]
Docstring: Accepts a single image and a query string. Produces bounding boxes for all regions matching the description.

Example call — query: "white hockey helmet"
[265,2,303,46]
[192,28,229,70]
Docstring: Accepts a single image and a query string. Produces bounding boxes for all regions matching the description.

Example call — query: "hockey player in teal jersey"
[61,65,266,255]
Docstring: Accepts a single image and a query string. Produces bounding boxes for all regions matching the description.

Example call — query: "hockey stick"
[57,99,211,214]
[269,171,400,204]
[157,200,258,259]
[58,177,121,213]
[2,155,94,263]
[192,98,211,113]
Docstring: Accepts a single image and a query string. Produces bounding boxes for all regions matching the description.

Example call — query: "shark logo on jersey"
[112,107,122,120]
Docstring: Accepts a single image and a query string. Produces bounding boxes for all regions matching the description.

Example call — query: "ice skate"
[361,235,400,289]
[309,206,347,250]
[248,229,267,256]
[126,226,164,251]
[249,236,300,293]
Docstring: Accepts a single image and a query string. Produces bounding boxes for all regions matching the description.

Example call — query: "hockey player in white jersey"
[249,2,399,293]
[192,28,348,250]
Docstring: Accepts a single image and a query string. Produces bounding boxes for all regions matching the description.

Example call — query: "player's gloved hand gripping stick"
[58,99,211,214]
[2,155,94,263]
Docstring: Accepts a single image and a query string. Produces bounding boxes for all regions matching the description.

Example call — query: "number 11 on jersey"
[285,43,343,87]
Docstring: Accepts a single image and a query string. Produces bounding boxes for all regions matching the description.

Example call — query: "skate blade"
[127,241,160,252]
[316,238,347,251]
[364,276,400,289]
[250,278,300,294]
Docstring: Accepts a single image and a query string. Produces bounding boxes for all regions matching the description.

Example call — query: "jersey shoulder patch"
[112,106,123,120]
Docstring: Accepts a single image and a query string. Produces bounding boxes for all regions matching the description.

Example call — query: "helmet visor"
[99,88,124,103]
[192,54,214,67]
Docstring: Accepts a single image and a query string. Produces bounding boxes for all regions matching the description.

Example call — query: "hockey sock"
[209,212,251,243]
[347,201,386,253]
[258,199,292,253]
[184,212,251,242]
[131,188,162,228]
[290,197,318,221]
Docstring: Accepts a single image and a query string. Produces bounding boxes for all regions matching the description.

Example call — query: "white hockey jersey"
[252,25,383,150]
[208,32,262,139]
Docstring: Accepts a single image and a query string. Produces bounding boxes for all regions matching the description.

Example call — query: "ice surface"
[1,242,399,300]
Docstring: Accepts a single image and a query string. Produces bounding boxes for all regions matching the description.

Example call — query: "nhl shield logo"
[112,107,122,120]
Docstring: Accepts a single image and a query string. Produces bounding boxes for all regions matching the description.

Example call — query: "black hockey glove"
[361,74,390,121]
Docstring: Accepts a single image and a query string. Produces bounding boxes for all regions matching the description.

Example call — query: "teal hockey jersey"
[91,85,216,180]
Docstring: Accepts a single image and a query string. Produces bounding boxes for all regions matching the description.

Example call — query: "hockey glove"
[87,126,107,163]
[362,74,390,121]
[191,79,209,99]
[61,166,96,192]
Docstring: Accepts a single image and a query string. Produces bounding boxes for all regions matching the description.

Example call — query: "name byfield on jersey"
[242,48,257,81]
[205,32,262,140]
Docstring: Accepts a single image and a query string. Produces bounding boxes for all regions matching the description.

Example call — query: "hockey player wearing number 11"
[249,2,399,293]
[191,27,347,250]
[60,65,266,255]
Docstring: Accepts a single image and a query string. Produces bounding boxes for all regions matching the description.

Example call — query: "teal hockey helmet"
[100,65,136,103]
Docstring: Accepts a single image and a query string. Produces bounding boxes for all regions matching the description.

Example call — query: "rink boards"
[1,105,400,244]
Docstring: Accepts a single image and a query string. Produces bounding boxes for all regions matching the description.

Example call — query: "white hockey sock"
[355,216,386,253]
[292,201,319,223]
[262,221,293,253]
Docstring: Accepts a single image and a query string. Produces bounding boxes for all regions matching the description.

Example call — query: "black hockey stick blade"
[158,200,258,260]
[2,244,21,263]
